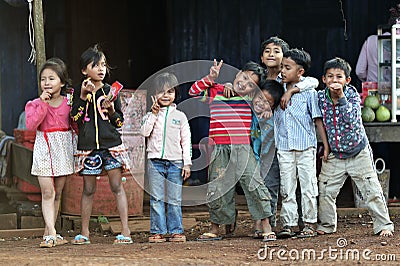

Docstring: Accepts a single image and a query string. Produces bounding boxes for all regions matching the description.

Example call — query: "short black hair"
[260,36,290,58]
[258,79,284,110]
[283,48,312,73]
[241,61,266,85]
[323,57,352,78]
[80,44,111,76]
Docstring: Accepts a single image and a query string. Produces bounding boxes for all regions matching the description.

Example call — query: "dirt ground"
[0,212,399,265]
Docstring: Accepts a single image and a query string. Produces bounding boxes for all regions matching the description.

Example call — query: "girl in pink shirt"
[25,58,74,248]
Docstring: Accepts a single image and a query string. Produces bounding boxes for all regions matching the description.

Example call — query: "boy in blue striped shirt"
[274,48,328,238]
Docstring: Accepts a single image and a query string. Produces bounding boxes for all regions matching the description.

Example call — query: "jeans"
[148,159,184,235]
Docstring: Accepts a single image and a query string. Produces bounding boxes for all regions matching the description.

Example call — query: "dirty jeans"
[261,150,280,227]
[278,148,318,227]
[148,159,184,235]
[317,145,394,234]
[207,144,272,225]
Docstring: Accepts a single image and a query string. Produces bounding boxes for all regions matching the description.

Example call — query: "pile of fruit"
[361,95,391,122]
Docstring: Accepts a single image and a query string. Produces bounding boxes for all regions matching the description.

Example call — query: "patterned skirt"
[31,130,75,177]
[74,144,131,175]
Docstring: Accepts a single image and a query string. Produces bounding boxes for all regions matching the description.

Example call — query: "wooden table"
[363,122,400,143]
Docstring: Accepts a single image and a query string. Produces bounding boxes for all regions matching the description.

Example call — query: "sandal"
[277,226,295,239]
[40,235,56,248]
[196,232,223,241]
[71,234,91,245]
[262,232,277,242]
[297,224,316,238]
[169,233,186,242]
[114,234,133,244]
[253,230,264,239]
[225,208,238,236]
[149,234,166,243]
[56,234,68,245]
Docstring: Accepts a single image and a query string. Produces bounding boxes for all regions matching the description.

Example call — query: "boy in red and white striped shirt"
[191,60,276,242]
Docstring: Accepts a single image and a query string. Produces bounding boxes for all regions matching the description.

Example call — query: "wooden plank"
[0,228,44,238]
[32,0,46,94]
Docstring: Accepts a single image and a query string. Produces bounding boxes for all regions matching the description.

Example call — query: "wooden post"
[32,0,46,95]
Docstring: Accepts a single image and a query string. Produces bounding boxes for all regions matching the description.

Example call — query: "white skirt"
[31,130,75,177]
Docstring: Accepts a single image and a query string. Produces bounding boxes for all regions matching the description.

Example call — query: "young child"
[274,48,328,238]
[249,80,284,238]
[25,57,74,248]
[316,57,394,237]
[70,45,132,245]
[140,72,192,243]
[254,36,318,236]
[191,59,276,242]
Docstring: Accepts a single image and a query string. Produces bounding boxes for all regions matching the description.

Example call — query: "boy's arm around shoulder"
[280,76,319,109]
[25,98,48,130]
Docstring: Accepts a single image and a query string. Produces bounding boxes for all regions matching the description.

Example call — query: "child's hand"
[182,165,191,181]
[102,98,115,115]
[209,59,223,80]
[280,90,294,110]
[321,145,330,162]
[223,83,235,98]
[81,77,95,100]
[40,90,52,102]
[258,109,273,119]
[151,95,160,115]
[328,82,345,99]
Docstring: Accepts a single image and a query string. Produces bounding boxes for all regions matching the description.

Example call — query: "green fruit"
[364,95,380,110]
[361,106,375,122]
[376,105,391,122]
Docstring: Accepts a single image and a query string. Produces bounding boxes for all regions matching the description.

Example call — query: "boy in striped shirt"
[274,48,328,238]
[191,60,276,242]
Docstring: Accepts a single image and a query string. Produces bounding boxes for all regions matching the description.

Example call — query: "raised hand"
[209,59,223,80]
[81,77,95,100]
[151,95,160,115]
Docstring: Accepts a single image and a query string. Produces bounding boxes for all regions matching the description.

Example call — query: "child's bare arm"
[315,118,329,161]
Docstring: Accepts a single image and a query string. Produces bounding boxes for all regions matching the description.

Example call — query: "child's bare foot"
[379,229,393,237]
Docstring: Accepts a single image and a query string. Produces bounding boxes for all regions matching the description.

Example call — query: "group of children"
[25,36,394,248]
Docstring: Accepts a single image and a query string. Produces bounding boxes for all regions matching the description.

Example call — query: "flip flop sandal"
[40,235,56,248]
[262,232,277,242]
[297,226,317,238]
[277,227,295,239]
[114,234,133,244]
[71,234,91,245]
[253,230,264,239]
[149,234,166,243]
[196,232,223,241]
[169,233,187,242]
[56,234,68,245]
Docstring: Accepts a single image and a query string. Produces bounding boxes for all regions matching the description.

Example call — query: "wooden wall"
[0,0,396,135]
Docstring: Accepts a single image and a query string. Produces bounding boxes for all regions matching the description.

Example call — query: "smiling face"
[281,57,303,85]
[252,90,274,114]
[232,70,260,96]
[156,86,176,107]
[40,68,64,97]
[82,55,107,82]
[261,43,284,69]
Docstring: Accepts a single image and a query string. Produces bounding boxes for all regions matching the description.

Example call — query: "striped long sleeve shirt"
[189,75,252,145]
